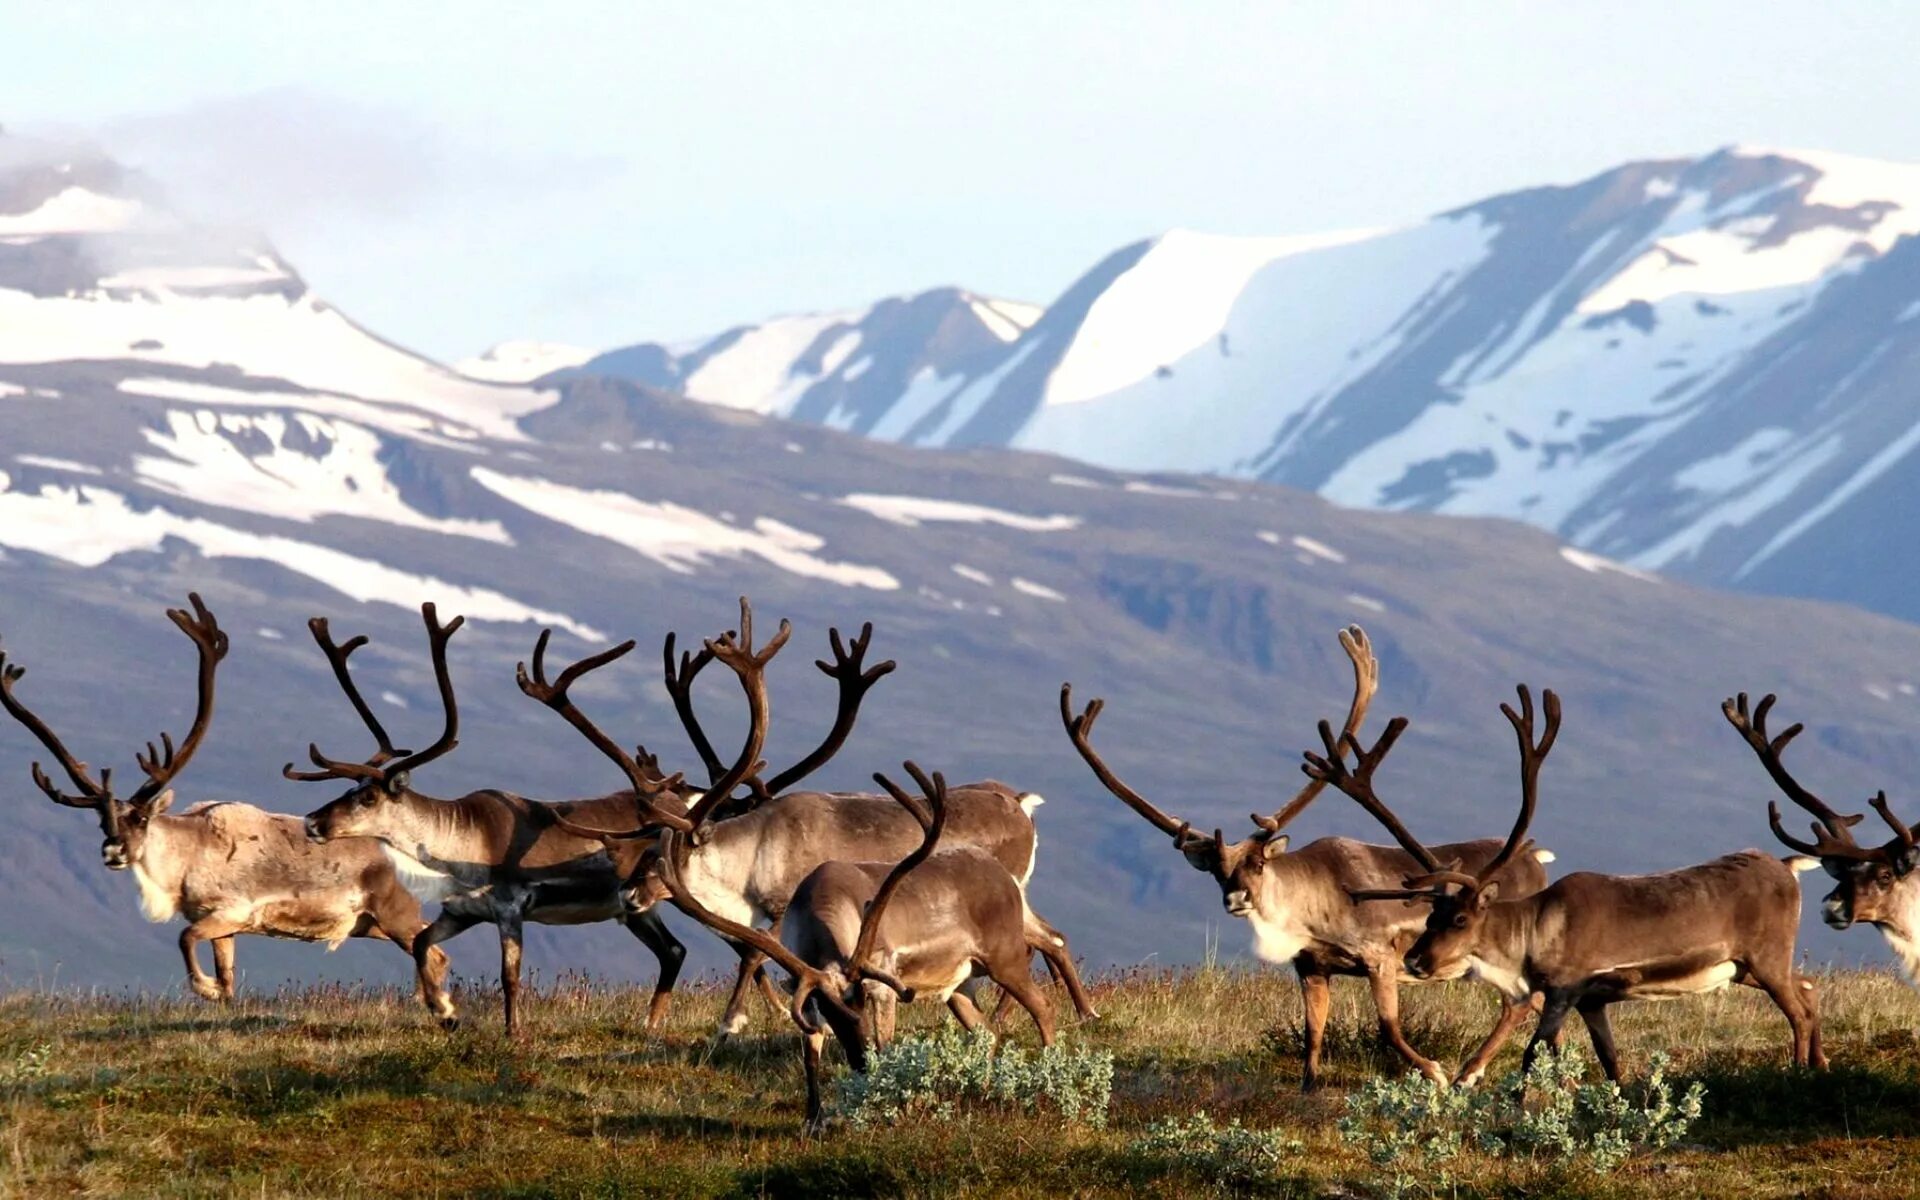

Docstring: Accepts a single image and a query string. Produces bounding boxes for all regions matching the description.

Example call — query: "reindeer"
[527,608,1099,1036]
[1327,685,1826,1081]
[1724,691,1920,981]
[1061,625,1553,1088]
[646,760,1056,1131]
[291,602,758,1036]
[0,594,449,1010]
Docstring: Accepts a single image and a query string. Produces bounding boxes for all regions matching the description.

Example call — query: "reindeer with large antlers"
[1725,691,1920,981]
[1329,686,1826,1081]
[534,605,1098,1038]
[1063,626,1553,1087]
[0,595,449,1007]
[651,761,1058,1130]
[292,602,757,1036]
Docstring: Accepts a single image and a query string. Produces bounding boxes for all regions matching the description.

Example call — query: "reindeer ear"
[1179,842,1216,872]
[1474,882,1501,908]
[386,770,411,795]
[1262,835,1289,860]
[1898,846,1920,877]
[145,788,175,817]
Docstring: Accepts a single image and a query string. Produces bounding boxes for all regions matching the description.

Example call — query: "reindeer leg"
[802,1029,829,1135]
[1025,909,1098,1021]
[211,936,238,1002]
[948,991,986,1032]
[1454,991,1543,1089]
[412,910,477,1029]
[622,911,686,1032]
[994,972,1057,1047]
[1576,999,1622,1082]
[180,917,242,1002]
[1522,993,1576,1080]
[716,943,765,1037]
[1798,974,1829,1070]
[1295,956,1332,1090]
[1745,960,1819,1069]
[497,912,527,1038]
[369,898,456,1027]
[1367,964,1446,1084]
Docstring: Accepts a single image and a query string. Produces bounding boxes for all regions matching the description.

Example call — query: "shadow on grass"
[66,1012,295,1042]
[1683,1059,1920,1148]
[580,1108,791,1143]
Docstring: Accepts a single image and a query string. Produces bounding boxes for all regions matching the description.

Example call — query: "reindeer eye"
[1452,914,1469,929]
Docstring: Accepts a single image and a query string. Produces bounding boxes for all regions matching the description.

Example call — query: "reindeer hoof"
[439,1016,461,1032]
[190,981,224,1002]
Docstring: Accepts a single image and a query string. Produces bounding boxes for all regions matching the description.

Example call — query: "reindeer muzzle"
[101,845,130,870]
[1223,889,1254,918]
[303,817,328,844]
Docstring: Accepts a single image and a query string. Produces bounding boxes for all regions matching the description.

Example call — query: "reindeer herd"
[1,593,1913,1129]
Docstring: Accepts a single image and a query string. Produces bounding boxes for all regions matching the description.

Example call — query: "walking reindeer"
[0,594,450,1011]
[1323,685,1827,1080]
[1062,626,1553,1087]
[293,602,731,1036]
[526,602,1098,1035]
[1725,691,1920,981]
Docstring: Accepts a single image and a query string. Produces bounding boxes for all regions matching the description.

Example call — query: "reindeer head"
[1062,625,1379,923]
[288,605,465,844]
[1329,686,1560,983]
[1724,693,1919,931]
[0,595,226,873]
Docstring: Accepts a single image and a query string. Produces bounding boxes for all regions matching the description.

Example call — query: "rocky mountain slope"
[3,134,1918,995]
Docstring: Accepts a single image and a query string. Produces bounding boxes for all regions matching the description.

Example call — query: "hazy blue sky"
[7,3,1918,359]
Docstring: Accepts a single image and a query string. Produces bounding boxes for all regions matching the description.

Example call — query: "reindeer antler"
[1302,714,1440,873]
[1254,624,1378,835]
[1724,692,1885,863]
[763,622,896,796]
[518,628,687,826]
[1060,683,1211,856]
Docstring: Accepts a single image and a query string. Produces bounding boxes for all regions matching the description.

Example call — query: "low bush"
[833,1025,1114,1129]
[1129,1110,1301,1187]
[1338,1046,1705,1195]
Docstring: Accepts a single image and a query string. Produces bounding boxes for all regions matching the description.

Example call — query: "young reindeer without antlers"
[292,602,755,1036]
[0,595,449,1008]
[1062,625,1554,1088]
[532,602,1098,1038]
[1724,691,1920,981]
[653,762,1057,1131]
[1324,685,1827,1082]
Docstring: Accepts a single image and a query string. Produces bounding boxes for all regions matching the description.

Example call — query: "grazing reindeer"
[534,609,1099,1036]
[1725,691,1920,980]
[1062,626,1552,1088]
[1329,685,1826,1081]
[292,602,747,1036]
[0,594,448,1009]
[652,762,1056,1131]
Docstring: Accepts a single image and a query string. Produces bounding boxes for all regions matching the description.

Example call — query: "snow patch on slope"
[0,290,553,440]
[837,493,1080,532]
[0,478,592,636]
[135,409,509,542]
[469,468,898,590]
[0,187,143,236]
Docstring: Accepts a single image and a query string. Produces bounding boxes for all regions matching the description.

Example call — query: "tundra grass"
[1,966,1917,1197]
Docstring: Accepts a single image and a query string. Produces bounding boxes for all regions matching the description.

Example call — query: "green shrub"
[1338,1047,1705,1195]
[1129,1110,1301,1186]
[833,1026,1113,1129]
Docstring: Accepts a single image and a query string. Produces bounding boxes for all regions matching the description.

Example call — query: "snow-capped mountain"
[6,133,1920,991]
[570,148,1920,622]
[455,340,593,383]
[555,287,1042,431]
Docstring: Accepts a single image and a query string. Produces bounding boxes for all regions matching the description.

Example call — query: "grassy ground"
[2,965,1919,1198]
